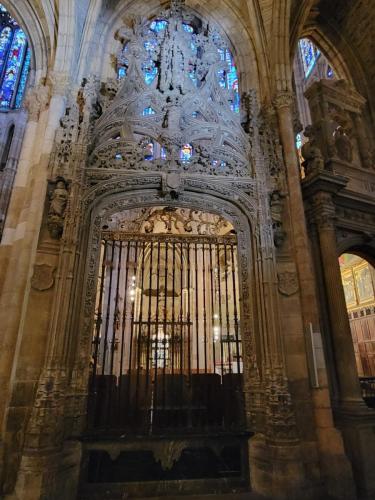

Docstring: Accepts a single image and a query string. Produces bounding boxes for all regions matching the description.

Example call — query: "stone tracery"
[88,2,249,177]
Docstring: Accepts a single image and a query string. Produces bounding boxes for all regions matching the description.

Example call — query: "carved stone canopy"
[89,4,251,177]
[103,206,234,236]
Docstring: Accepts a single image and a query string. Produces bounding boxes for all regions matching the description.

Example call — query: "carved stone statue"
[301,125,325,177]
[334,126,353,163]
[270,190,286,248]
[47,179,69,239]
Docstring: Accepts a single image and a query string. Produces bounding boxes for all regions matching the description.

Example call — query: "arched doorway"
[339,253,375,407]
[81,203,250,496]
[89,206,245,433]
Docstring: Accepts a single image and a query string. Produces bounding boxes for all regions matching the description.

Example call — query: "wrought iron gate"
[88,232,244,435]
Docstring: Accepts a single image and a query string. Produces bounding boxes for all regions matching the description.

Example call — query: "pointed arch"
[77,0,260,97]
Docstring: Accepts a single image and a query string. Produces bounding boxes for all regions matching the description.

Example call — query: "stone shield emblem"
[31,264,56,291]
[278,271,299,296]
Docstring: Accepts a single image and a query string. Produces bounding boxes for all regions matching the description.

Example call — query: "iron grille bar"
[89,233,244,436]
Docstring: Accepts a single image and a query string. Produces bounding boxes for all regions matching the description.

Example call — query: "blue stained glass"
[161,147,167,160]
[143,63,158,85]
[299,38,320,78]
[15,47,30,108]
[118,66,126,79]
[180,144,193,162]
[327,65,334,79]
[217,48,240,113]
[0,26,13,76]
[0,28,27,108]
[150,20,168,33]
[182,23,194,33]
[296,133,302,150]
[144,142,154,160]
[143,106,156,116]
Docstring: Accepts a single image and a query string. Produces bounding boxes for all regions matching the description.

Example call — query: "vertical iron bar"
[134,241,146,418]
[202,243,208,374]
[194,242,200,374]
[230,243,241,374]
[216,243,225,379]
[127,241,139,413]
[152,241,162,432]
[179,241,184,419]
[187,241,192,384]
[171,241,176,376]
[145,241,154,387]
[209,243,216,374]
[92,240,108,384]
[224,243,233,375]
[106,240,123,425]
[162,241,169,414]
[118,240,131,424]
[102,240,116,377]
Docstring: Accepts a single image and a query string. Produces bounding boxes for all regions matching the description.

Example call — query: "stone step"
[136,494,267,500]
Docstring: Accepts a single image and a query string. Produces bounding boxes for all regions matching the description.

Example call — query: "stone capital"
[311,191,336,230]
[23,79,51,121]
[48,71,71,97]
[273,91,294,110]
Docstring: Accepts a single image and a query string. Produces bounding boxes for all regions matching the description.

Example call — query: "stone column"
[0,82,51,428]
[273,94,357,500]
[0,77,68,496]
[273,92,320,329]
[311,190,363,405]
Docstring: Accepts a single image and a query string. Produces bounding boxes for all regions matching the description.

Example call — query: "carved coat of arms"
[278,271,299,296]
[31,264,56,291]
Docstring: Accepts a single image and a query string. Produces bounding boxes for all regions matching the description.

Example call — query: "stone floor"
[137,494,267,500]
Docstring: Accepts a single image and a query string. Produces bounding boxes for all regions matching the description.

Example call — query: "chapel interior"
[0,1,375,499]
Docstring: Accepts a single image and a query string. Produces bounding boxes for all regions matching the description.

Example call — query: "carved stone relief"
[278,271,299,296]
[31,264,56,291]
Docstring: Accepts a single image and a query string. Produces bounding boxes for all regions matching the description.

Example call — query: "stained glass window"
[150,20,168,32]
[143,106,156,116]
[0,26,12,75]
[327,65,334,79]
[180,144,193,162]
[217,48,240,113]
[296,133,302,150]
[0,4,31,109]
[299,38,320,78]
[144,142,154,160]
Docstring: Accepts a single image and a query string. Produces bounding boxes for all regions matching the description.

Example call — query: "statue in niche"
[270,190,286,248]
[301,125,325,177]
[47,179,69,239]
[334,126,353,163]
